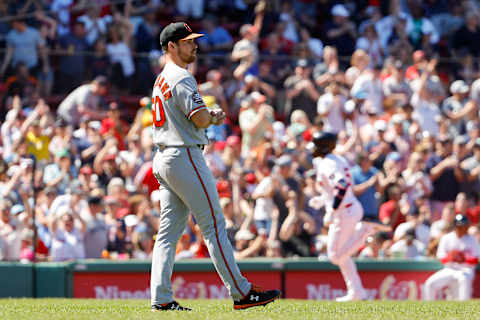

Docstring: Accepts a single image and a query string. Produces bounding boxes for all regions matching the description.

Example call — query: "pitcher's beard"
[180,51,196,64]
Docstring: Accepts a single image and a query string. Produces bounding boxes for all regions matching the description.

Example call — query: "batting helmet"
[308,131,337,157]
[454,214,470,227]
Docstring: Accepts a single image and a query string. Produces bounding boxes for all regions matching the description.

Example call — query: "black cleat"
[151,301,192,311]
[234,285,281,310]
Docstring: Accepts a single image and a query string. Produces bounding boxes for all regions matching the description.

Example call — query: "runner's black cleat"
[151,301,192,311]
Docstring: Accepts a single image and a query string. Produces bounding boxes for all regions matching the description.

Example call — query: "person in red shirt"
[405,50,427,81]
[379,184,406,231]
[134,161,160,196]
[100,102,128,150]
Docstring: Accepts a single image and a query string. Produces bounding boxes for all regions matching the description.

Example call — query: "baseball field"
[0,299,479,320]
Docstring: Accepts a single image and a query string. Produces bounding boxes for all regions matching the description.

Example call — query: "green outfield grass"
[0,299,479,320]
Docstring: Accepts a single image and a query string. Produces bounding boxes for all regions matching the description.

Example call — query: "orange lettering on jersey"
[164,90,172,100]
[152,95,165,127]
[161,82,170,95]
[153,75,162,88]
[158,77,165,89]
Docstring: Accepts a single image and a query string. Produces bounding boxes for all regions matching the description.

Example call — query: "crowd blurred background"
[1,0,480,262]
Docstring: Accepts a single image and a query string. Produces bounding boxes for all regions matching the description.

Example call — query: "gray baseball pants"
[150,146,251,305]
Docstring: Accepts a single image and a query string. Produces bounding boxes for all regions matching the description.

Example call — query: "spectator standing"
[426,135,464,221]
[231,3,264,79]
[379,184,406,231]
[88,38,110,79]
[406,4,439,52]
[410,59,443,138]
[198,17,233,55]
[316,80,346,133]
[345,49,369,87]
[284,59,320,122]
[351,64,384,115]
[462,138,480,194]
[453,12,480,57]
[430,203,455,240]
[402,152,432,205]
[394,208,431,247]
[84,196,108,258]
[49,207,86,261]
[351,152,382,222]
[323,4,356,58]
[57,76,108,127]
[133,11,160,94]
[238,92,273,158]
[389,228,425,258]
[48,118,72,158]
[0,196,31,261]
[356,23,384,67]
[50,0,74,37]
[199,70,228,113]
[43,149,76,195]
[382,60,412,105]
[442,80,471,135]
[177,0,204,19]
[252,162,275,236]
[56,20,89,93]
[0,17,49,80]
[313,46,340,88]
[106,17,135,93]
[25,115,51,163]
[77,4,112,47]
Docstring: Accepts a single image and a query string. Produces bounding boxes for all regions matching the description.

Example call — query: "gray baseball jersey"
[150,62,251,305]
[151,62,208,147]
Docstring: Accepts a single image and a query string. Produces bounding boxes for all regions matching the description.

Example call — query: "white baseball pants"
[423,267,474,301]
[327,201,374,296]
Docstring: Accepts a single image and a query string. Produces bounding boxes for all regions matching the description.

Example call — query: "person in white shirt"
[106,18,135,91]
[393,210,430,247]
[351,65,384,115]
[424,215,479,300]
[252,161,276,236]
[410,59,443,138]
[77,5,112,46]
[317,81,346,133]
[50,0,74,36]
[0,199,24,260]
[389,228,425,258]
[430,203,455,240]
[49,206,86,261]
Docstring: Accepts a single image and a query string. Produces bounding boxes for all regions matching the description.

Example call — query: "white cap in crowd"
[450,80,469,94]
[331,4,349,17]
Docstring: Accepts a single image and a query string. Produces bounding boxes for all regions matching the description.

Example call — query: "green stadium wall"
[0,258,478,300]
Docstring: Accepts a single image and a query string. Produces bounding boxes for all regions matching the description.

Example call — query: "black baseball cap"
[454,214,470,227]
[159,22,203,47]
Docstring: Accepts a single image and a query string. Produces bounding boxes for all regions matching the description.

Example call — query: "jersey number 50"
[152,96,165,127]
[152,76,172,127]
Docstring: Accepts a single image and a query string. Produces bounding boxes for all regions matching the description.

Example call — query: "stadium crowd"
[1,0,480,262]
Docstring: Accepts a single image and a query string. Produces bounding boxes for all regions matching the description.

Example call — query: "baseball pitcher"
[149,22,280,311]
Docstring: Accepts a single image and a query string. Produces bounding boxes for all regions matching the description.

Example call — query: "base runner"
[309,131,391,301]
